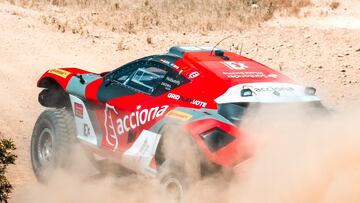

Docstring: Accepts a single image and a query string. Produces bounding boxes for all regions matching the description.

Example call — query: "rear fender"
[153,107,253,167]
[185,118,252,167]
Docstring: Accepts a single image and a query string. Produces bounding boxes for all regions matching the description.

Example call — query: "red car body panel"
[186,119,253,167]
[36,46,320,176]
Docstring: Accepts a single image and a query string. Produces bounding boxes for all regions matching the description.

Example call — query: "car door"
[97,60,170,153]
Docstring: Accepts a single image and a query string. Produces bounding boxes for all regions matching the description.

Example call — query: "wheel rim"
[37,128,54,167]
[163,177,184,200]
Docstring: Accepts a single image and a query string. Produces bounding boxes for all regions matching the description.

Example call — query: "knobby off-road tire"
[156,126,203,201]
[31,108,76,182]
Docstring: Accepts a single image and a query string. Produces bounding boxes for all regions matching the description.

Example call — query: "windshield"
[124,67,167,94]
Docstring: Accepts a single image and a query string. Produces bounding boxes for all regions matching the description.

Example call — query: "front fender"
[37,68,91,89]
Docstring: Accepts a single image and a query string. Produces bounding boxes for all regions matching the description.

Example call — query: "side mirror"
[75,74,86,85]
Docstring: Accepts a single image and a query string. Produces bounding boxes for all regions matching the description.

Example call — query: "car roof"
[162,46,296,86]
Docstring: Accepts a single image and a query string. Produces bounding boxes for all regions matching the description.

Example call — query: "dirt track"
[0,0,360,199]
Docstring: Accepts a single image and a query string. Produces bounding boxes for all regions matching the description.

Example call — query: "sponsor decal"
[168,93,181,100]
[159,59,170,65]
[188,71,200,79]
[160,82,172,90]
[48,69,71,78]
[253,87,295,92]
[166,110,192,120]
[267,74,278,78]
[160,59,180,69]
[223,71,278,79]
[74,103,83,118]
[167,93,207,108]
[104,104,169,150]
[240,85,294,97]
[165,77,181,85]
[221,61,248,70]
[83,124,90,137]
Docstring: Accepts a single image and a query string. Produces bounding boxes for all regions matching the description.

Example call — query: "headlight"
[305,87,317,95]
[200,128,235,152]
[240,88,253,97]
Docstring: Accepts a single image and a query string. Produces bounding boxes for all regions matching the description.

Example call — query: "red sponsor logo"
[74,103,83,118]
[188,71,200,79]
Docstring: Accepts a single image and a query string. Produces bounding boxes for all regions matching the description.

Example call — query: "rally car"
[31,46,321,198]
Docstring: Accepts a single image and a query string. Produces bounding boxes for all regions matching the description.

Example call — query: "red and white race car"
[31,46,321,198]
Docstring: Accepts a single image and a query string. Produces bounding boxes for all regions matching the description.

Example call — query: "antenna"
[210,35,233,56]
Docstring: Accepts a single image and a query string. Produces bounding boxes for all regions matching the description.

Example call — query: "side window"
[153,68,190,96]
[115,71,133,83]
[107,60,189,96]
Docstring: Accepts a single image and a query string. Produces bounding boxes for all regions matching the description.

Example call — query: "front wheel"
[31,109,76,182]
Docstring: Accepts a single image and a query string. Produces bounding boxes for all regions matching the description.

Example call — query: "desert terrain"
[0,0,360,202]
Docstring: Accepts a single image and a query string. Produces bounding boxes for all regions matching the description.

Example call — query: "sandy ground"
[0,0,359,200]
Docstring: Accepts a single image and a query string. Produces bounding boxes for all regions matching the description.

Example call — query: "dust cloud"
[227,104,360,203]
[12,105,360,203]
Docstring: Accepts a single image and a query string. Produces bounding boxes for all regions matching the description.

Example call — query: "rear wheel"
[156,126,202,200]
[158,161,188,200]
[31,109,76,182]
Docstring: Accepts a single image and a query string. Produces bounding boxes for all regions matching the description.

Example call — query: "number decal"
[221,61,249,70]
